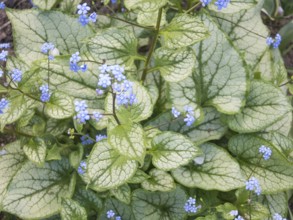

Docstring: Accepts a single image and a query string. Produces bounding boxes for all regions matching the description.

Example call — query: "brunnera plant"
[0,0,292,219]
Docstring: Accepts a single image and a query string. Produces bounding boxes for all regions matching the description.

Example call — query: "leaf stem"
[279,79,292,87]
[112,93,121,125]
[110,15,154,30]
[141,8,163,83]
[185,2,201,14]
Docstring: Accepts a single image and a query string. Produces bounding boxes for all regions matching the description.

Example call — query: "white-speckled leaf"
[227,81,291,133]
[2,158,75,219]
[32,0,57,10]
[150,132,202,171]
[169,14,247,114]
[172,143,245,191]
[228,134,293,193]
[127,170,150,184]
[154,47,195,82]
[109,123,146,161]
[141,169,175,192]
[87,140,137,191]
[7,9,93,66]
[45,92,74,119]
[124,0,168,11]
[87,28,138,69]
[105,81,153,122]
[259,193,288,220]
[23,137,47,165]
[137,9,167,27]
[61,199,87,220]
[160,13,209,49]
[132,187,187,220]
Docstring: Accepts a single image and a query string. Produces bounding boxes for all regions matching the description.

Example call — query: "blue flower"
[184,113,195,126]
[0,70,3,77]
[273,213,286,220]
[266,37,274,46]
[0,50,8,61]
[245,177,261,196]
[77,161,87,175]
[0,2,5,9]
[0,43,10,49]
[99,64,109,74]
[70,52,81,63]
[74,100,90,124]
[259,145,272,160]
[79,14,89,26]
[77,3,90,15]
[39,84,51,102]
[10,69,22,83]
[70,62,80,73]
[41,42,55,54]
[93,111,103,122]
[74,100,88,112]
[89,12,97,23]
[171,107,181,118]
[200,0,212,7]
[229,210,238,216]
[96,89,104,96]
[107,210,115,219]
[215,0,230,10]
[80,64,87,72]
[110,65,125,81]
[96,134,107,142]
[184,197,201,214]
[273,34,282,48]
[234,216,244,220]
[115,217,121,220]
[0,98,9,114]
[98,73,112,88]
[80,135,94,145]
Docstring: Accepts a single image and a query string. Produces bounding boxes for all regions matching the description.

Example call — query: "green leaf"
[46,144,62,161]
[110,184,131,204]
[172,143,245,191]
[45,91,74,119]
[160,13,209,49]
[100,198,135,220]
[46,119,70,136]
[132,187,187,220]
[154,47,195,82]
[228,134,293,193]
[109,123,146,161]
[150,131,202,171]
[264,111,292,136]
[23,137,47,165]
[72,187,103,212]
[69,145,84,168]
[208,0,258,13]
[0,92,28,131]
[34,57,102,107]
[87,140,137,191]
[87,28,138,69]
[169,14,247,114]
[227,81,291,133]
[61,199,87,220]
[7,9,93,66]
[136,10,167,27]
[147,107,227,144]
[105,81,153,123]
[127,169,150,184]
[0,141,27,208]
[259,193,288,219]
[212,0,268,69]
[32,0,58,10]
[2,158,75,219]
[124,0,168,11]
[240,202,270,220]
[141,169,175,192]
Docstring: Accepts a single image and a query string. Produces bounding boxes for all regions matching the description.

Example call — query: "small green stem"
[141,8,163,82]
[112,93,121,125]
[185,1,201,14]
[279,79,292,87]
[110,15,154,30]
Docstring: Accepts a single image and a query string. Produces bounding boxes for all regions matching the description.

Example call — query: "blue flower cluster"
[98,64,136,107]
[245,177,261,196]
[0,43,10,49]
[77,160,87,175]
[10,69,22,83]
[200,0,212,7]
[96,134,107,142]
[259,145,272,160]
[0,98,9,114]
[0,50,8,61]
[74,100,90,124]
[273,213,287,220]
[77,3,97,26]
[41,42,57,60]
[69,52,87,73]
[171,106,196,126]
[39,84,51,102]
[215,0,230,10]
[106,210,121,220]
[184,197,201,214]
[80,134,94,145]
[229,210,244,220]
[266,34,282,48]
[0,2,5,9]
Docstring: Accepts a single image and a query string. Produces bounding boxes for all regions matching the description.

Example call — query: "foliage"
[0,0,292,220]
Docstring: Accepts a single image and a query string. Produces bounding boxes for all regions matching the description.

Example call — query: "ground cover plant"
[0,0,293,219]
